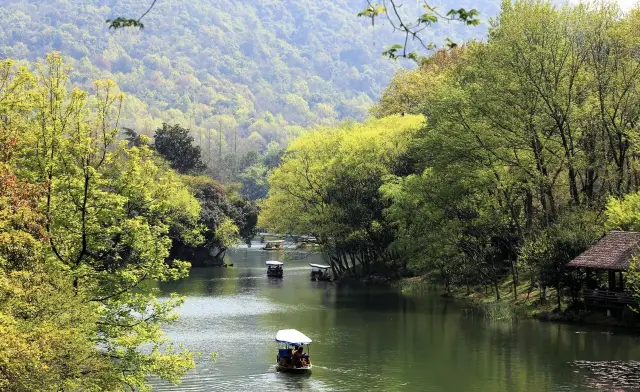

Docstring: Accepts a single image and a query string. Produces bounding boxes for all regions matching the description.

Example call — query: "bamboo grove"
[261,0,640,304]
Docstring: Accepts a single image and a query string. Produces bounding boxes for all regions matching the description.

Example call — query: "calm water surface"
[150,243,640,391]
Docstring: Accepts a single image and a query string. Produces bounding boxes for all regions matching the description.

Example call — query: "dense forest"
[0,0,496,194]
[262,1,640,307]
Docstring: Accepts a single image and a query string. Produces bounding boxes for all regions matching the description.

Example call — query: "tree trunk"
[510,259,518,299]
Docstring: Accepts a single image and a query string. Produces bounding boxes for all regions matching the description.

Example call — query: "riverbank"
[394,276,640,327]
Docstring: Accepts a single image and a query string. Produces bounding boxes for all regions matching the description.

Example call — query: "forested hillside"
[0,0,496,184]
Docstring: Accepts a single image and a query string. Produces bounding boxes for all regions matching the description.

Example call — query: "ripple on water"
[160,294,288,347]
[150,371,335,392]
[175,294,285,318]
[214,275,265,280]
[572,360,640,392]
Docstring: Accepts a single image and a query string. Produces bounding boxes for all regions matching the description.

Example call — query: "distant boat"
[266,260,283,278]
[309,263,332,281]
[275,329,313,373]
[263,240,284,250]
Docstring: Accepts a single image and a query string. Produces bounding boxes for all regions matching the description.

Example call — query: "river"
[149,243,640,391]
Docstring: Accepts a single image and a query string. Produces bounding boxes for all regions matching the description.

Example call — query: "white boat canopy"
[309,263,331,269]
[266,260,284,266]
[266,240,285,243]
[275,329,312,345]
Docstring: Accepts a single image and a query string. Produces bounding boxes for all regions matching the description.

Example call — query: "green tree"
[154,123,206,174]
[372,48,465,117]
[261,115,424,277]
[0,63,112,391]
[175,176,258,263]
[238,163,269,200]
[122,127,148,148]
[380,0,640,304]
[10,54,202,390]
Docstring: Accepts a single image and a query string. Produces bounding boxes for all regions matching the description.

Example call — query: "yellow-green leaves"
[215,217,240,249]
[0,54,201,390]
[0,63,111,390]
[261,115,424,276]
[606,193,640,231]
[262,115,423,234]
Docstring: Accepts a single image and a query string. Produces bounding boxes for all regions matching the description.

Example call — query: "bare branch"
[107,0,159,30]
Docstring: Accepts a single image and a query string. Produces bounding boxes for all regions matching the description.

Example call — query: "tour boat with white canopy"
[309,263,332,281]
[266,260,283,278]
[275,329,312,373]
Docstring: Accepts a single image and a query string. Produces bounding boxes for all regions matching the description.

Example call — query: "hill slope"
[0,0,497,162]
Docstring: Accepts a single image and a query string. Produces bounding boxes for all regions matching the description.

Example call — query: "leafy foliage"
[383,0,640,301]
[0,62,110,391]
[107,0,157,30]
[0,54,209,390]
[261,115,424,277]
[264,1,640,306]
[174,176,257,264]
[154,123,206,174]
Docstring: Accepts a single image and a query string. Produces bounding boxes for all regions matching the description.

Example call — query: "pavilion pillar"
[608,270,615,291]
[619,271,624,292]
[585,268,595,289]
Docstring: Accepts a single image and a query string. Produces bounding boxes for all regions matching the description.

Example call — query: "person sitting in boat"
[299,346,310,367]
[296,345,310,367]
[292,345,304,368]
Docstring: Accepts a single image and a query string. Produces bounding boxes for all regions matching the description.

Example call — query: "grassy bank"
[393,276,553,320]
[394,276,639,327]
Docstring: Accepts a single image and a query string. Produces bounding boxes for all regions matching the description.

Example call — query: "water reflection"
[573,360,640,391]
[149,244,640,391]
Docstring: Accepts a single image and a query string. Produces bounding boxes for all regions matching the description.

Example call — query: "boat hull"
[310,273,331,282]
[276,364,312,374]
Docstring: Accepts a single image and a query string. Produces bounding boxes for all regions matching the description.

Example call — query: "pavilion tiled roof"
[567,231,640,271]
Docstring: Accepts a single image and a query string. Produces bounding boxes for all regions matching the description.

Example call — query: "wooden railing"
[582,289,636,308]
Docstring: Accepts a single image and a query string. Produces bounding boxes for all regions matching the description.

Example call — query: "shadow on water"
[266,276,284,287]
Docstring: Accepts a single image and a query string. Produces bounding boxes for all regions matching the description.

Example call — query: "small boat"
[266,260,283,278]
[275,329,313,373]
[309,263,332,281]
[263,240,284,250]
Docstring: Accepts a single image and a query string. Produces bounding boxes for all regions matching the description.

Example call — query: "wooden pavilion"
[567,231,639,308]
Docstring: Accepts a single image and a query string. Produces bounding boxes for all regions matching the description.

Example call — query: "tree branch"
[107,0,159,30]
